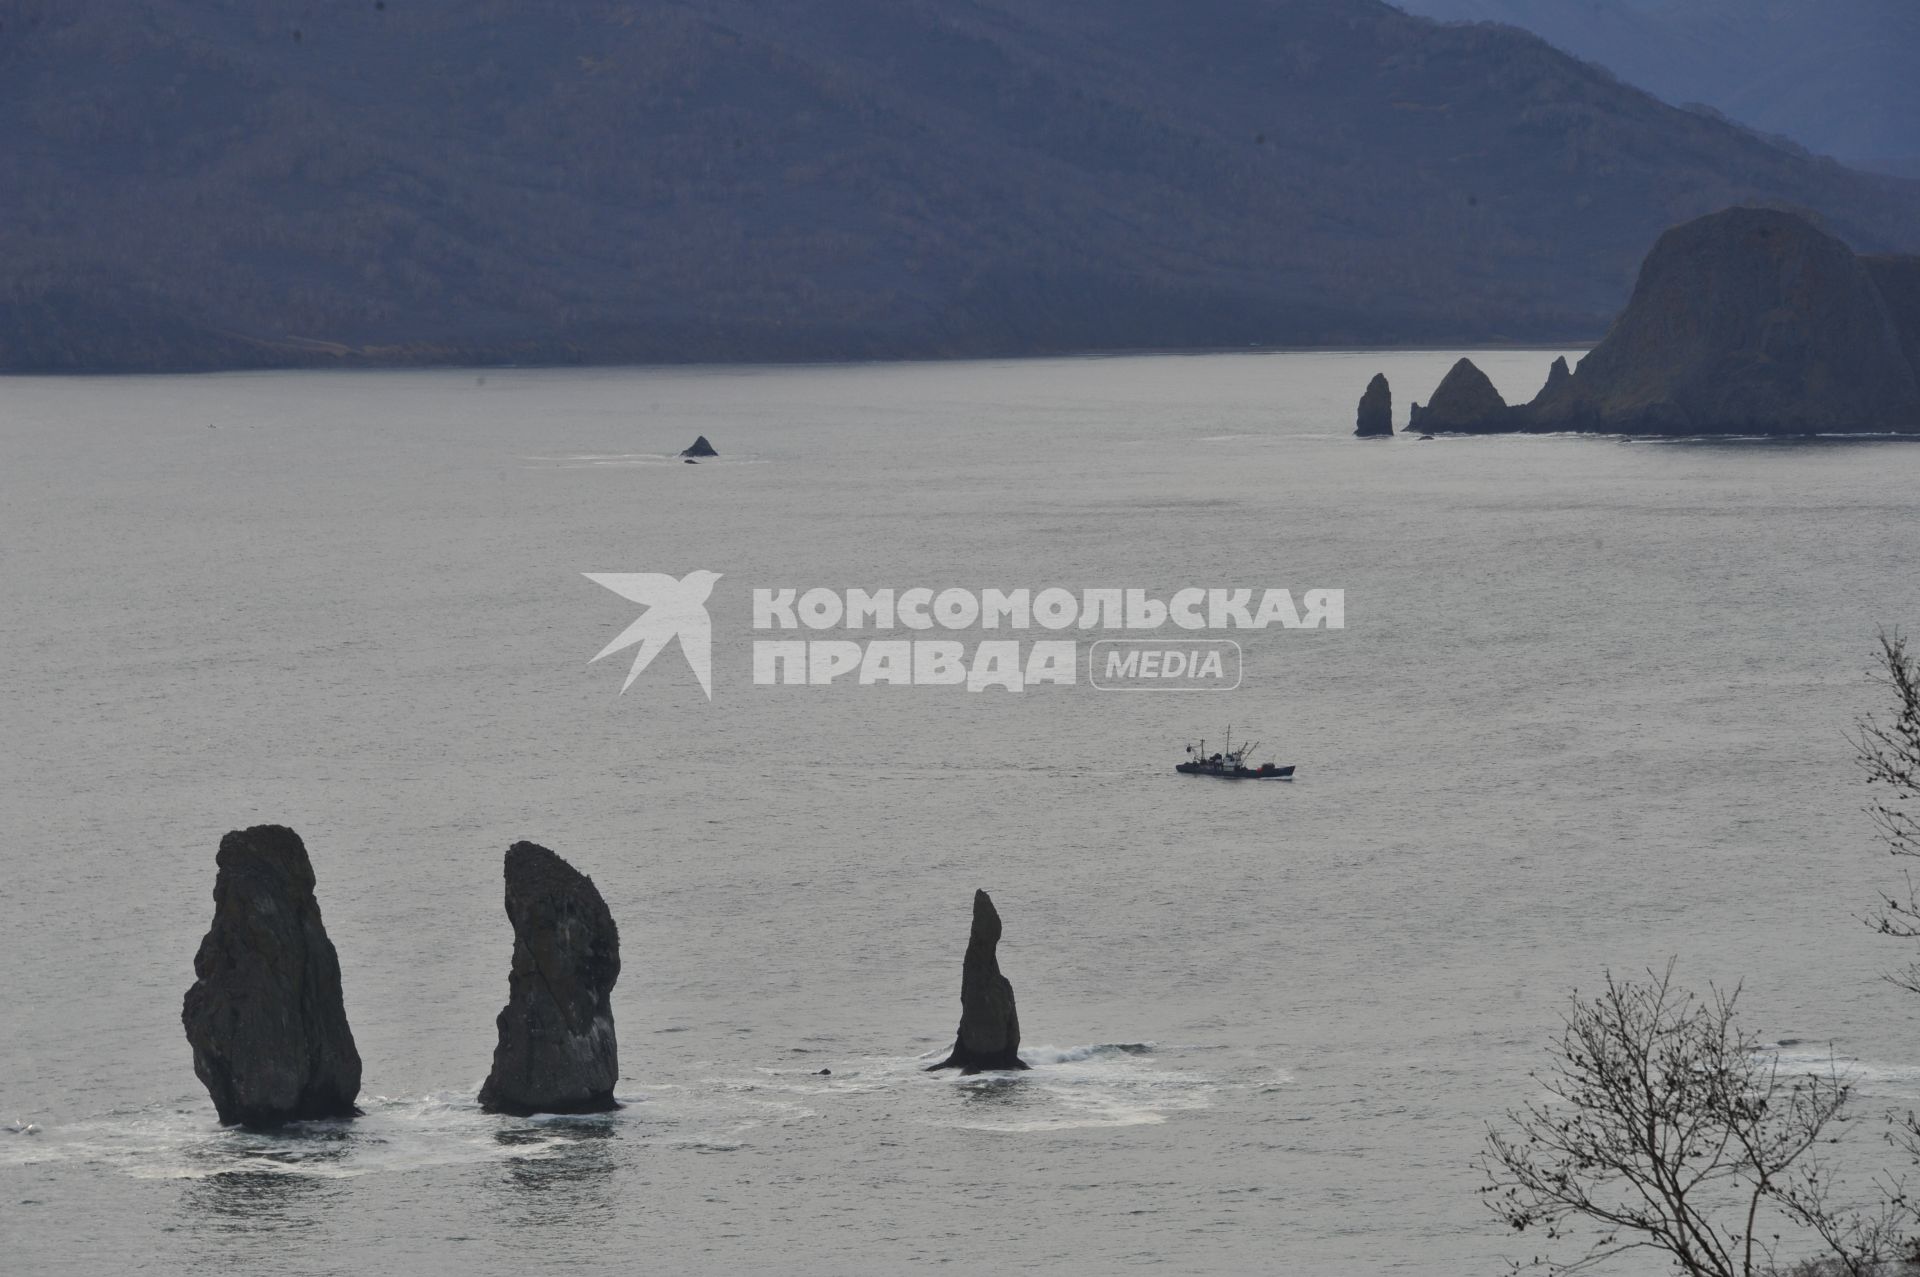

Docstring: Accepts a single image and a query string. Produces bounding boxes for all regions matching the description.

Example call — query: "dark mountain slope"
[2,0,1918,370]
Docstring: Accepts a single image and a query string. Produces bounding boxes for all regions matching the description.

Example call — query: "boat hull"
[1175,763,1295,780]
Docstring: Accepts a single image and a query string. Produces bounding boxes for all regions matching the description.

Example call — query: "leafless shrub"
[1478,961,1904,1276]
[1856,631,1920,994]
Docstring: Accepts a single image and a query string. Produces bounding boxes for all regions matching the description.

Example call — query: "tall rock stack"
[928,889,1029,1074]
[478,842,622,1116]
[182,826,363,1126]
[1355,373,1393,436]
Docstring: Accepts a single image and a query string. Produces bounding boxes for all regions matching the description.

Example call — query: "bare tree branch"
[1477,963,1904,1276]
[1856,631,1920,991]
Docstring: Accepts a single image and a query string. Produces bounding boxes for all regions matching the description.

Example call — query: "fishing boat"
[1176,728,1295,780]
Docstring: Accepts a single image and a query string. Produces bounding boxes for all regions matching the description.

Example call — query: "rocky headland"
[1400,207,1920,436]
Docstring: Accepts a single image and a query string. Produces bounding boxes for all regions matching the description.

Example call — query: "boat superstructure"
[1176,727,1295,780]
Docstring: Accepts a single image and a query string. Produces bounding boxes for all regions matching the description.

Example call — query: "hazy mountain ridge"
[2,0,1918,370]
[1390,0,1920,177]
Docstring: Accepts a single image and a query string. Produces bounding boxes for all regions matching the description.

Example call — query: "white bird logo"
[583,569,723,697]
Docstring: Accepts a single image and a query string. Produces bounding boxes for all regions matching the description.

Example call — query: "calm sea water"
[4,351,1920,1274]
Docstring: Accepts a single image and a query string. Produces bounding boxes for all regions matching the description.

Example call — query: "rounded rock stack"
[478,842,622,1116]
[1408,357,1510,433]
[182,825,363,1127]
[1355,372,1393,436]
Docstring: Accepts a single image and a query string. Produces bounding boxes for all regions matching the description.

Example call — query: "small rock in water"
[478,842,622,1116]
[680,434,718,457]
[817,1068,832,1076]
